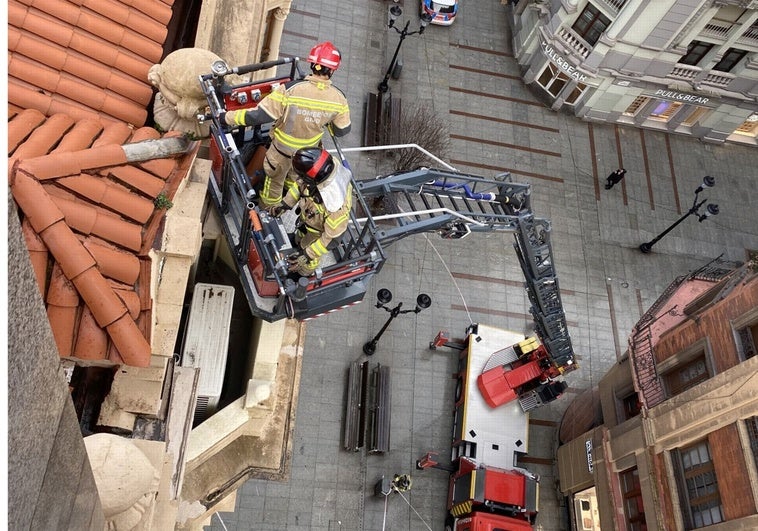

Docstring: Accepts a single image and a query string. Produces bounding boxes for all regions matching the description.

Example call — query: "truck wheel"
[444,516,455,531]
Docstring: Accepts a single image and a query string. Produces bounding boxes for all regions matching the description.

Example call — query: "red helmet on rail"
[307,41,342,75]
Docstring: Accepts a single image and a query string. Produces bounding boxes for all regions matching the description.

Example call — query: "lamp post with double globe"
[363,289,432,355]
[639,176,719,254]
[378,6,432,94]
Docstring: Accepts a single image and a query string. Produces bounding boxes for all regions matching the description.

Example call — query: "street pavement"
[206,1,758,529]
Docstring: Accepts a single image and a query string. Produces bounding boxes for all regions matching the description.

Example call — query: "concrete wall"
[8,197,105,531]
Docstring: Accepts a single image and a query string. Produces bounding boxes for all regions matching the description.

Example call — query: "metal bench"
[343,360,368,451]
[363,92,402,147]
[363,92,381,147]
[368,364,391,454]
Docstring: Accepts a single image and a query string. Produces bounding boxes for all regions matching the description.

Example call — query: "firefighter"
[221,42,351,214]
[283,147,352,277]
[390,474,412,493]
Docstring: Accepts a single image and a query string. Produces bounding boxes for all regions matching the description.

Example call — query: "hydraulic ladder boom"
[358,166,576,372]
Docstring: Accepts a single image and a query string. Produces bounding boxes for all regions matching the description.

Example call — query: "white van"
[421,0,459,26]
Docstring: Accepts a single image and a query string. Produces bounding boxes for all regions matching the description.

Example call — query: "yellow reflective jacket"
[258,75,350,156]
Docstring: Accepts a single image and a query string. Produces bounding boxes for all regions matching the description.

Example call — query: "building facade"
[509,0,758,145]
[557,259,758,530]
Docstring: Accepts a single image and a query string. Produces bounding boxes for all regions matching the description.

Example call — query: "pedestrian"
[222,42,352,214]
[605,168,627,189]
[279,147,353,277]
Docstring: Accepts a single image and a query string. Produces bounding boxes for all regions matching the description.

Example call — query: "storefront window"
[649,100,683,122]
[573,487,601,531]
[623,96,649,117]
[681,106,710,126]
[566,82,588,105]
[537,63,571,97]
[734,113,758,137]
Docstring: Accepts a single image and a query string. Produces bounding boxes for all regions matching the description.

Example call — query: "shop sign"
[541,41,588,83]
[652,89,710,105]
[585,439,593,473]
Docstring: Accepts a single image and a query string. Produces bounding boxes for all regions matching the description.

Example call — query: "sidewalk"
[206,1,758,530]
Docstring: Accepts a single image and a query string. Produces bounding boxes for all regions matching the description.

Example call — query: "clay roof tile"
[93,123,135,146]
[129,0,173,24]
[82,240,140,285]
[51,194,143,251]
[80,0,168,43]
[58,174,155,223]
[73,307,110,361]
[9,0,196,369]
[16,144,128,180]
[8,109,46,152]
[52,120,104,153]
[10,113,75,164]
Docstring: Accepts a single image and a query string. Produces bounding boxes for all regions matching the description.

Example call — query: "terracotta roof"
[8,0,176,127]
[9,108,199,368]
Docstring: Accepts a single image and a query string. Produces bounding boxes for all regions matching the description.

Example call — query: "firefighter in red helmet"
[284,147,353,277]
[222,42,351,214]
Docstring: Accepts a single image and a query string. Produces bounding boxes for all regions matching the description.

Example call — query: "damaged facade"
[557,258,758,530]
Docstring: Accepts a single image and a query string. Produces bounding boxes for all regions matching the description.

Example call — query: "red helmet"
[292,148,334,184]
[308,41,341,72]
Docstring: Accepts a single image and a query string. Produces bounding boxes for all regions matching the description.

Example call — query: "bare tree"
[384,103,451,172]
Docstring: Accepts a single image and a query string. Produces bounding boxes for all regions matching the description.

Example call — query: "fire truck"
[425,324,563,530]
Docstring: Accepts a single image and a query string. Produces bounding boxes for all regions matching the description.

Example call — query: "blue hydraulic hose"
[431,180,496,201]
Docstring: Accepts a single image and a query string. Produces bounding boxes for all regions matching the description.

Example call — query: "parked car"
[421,0,458,26]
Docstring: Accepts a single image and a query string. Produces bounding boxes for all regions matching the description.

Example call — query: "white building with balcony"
[509,0,758,145]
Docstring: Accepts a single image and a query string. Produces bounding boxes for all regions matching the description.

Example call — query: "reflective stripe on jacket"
[299,184,353,260]
[258,75,351,155]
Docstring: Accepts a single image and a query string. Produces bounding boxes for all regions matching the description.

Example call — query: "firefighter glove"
[265,202,289,217]
[268,202,291,217]
[287,252,307,270]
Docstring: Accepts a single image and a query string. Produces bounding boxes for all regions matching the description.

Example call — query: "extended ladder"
[348,153,576,372]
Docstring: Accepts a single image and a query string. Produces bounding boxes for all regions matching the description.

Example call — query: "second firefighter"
[281,147,353,277]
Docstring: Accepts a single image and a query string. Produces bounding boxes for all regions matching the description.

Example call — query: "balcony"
[595,0,627,16]
[717,0,758,7]
[557,26,591,59]
[737,25,758,48]
[668,66,734,90]
[701,21,732,41]
[703,71,734,88]
[668,64,701,81]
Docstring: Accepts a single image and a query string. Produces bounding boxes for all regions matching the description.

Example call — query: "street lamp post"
[363,288,432,355]
[378,6,432,94]
[639,176,719,254]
